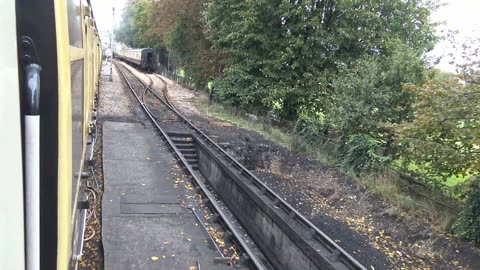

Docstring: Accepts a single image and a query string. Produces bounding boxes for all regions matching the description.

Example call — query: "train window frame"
[67,0,87,218]
[67,0,83,48]
[70,59,85,210]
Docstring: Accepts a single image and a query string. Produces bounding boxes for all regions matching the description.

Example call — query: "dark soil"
[170,87,480,270]
[78,122,104,270]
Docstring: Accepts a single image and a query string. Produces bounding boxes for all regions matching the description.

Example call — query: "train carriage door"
[146,50,154,71]
[147,51,153,65]
[16,0,61,269]
[3,0,24,269]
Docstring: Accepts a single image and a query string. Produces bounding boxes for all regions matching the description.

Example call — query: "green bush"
[336,134,391,173]
[330,42,424,141]
[294,115,328,144]
[454,179,480,244]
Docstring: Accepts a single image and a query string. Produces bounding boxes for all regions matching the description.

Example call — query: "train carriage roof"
[120,48,153,52]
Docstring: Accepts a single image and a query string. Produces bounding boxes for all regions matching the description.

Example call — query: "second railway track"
[114,61,367,270]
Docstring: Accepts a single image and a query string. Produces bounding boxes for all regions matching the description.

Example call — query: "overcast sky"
[91,0,480,72]
[429,0,480,72]
[91,0,127,39]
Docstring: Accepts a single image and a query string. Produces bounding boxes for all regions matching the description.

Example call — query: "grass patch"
[356,171,457,231]
[196,98,459,231]
[398,160,472,187]
[445,175,470,187]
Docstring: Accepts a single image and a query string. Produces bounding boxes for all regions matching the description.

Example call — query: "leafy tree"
[393,36,479,178]
[166,17,192,67]
[205,0,439,119]
[206,0,286,112]
[115,0,159,48]
[331,42,425,159]
[116,0,217,88]
[115,0,137,47]
[393,74,480,178]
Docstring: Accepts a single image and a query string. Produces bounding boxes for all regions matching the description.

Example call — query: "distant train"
[114,48,157,72]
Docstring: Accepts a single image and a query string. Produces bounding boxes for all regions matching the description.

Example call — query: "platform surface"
[102,121,229,270]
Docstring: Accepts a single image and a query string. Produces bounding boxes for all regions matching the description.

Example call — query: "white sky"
[430,0,480,72]
[91,0,480,71]
[91,0,127,41]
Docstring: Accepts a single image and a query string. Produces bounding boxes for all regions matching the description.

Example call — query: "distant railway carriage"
[114,48,157,72]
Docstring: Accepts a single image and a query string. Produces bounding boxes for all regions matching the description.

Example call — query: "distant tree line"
[116,0,479,242]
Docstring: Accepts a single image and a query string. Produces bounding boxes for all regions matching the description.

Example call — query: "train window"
[147,52,153,64]
[67,0,83,47]
[71,59,84,209]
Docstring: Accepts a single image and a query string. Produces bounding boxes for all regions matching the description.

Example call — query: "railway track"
[115,61,269,269]
[114,61,367,270]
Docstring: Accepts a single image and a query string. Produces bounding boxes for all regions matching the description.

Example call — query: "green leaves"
[392,70,480,178]
[115,0,159,48]
[205,0,445,175]
[331,41,424,151]
[166,17,192,66]
[454,179,480,244]
[336,134,392,173]
[205,0,437,119]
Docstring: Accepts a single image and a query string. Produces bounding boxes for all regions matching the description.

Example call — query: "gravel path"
[99,62,138,122]
[157,75,204,116]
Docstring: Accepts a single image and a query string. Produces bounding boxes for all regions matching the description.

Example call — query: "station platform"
[102,122,232,270]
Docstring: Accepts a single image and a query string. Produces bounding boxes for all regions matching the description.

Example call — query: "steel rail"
[119,62,366,269]
[152,73,367,270]
[114,62,268,270]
